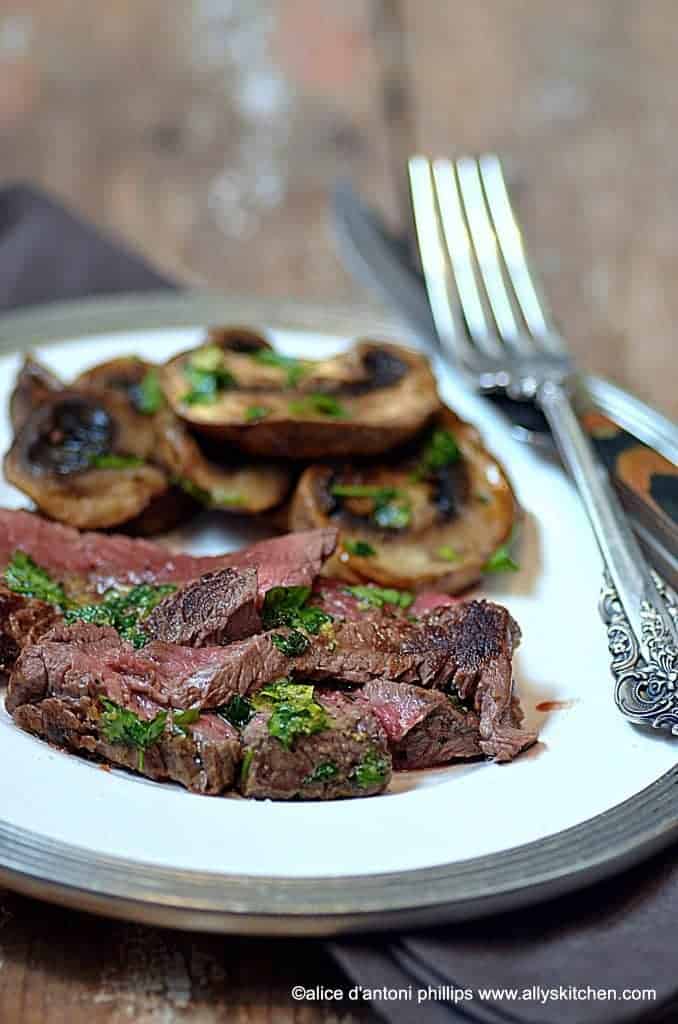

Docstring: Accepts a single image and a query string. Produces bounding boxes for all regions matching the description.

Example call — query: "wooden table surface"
[0,1,676,1020]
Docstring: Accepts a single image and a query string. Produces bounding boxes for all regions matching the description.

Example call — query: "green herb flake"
[271,629,310,657]
[3,551,73,609]
[99,699,167,770]
[475,492,491,505]
[288,393,349,418]
[351,748,390,789]
[373,500,411,530]
[189,345,225,372]
[412,429,460,480]
[88,453,144,470]
[182,346,236,405]
[244,404,271,422]
[218,694,255,730]
[251,349,307,388]
[262,586,332,635]
[171,708,201,735]
[343,539,376,557]
[436,545,459,562]
[344,585,414,610]
[253,681,329,750]
[240,748,254,784]
[65,583,176,648]
[303,761,339,785]
[331,484,411,531]
[331,484,398,501]
[212,490,244,508]
[483,543,519,574]
[137,369,164,414]
[174,477,244,508]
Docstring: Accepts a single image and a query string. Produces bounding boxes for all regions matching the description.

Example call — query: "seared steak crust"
[240,693,391,800]
[355,681,483,768]
[0,584,63,677]
[13,697,240,795]
[144,567,261,646]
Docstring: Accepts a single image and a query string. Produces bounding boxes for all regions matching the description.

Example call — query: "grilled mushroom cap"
[154,411,291,514]
[10,355,63,432]
[3,390,167,529]
[288,409,517,593]
[161,332,441,458]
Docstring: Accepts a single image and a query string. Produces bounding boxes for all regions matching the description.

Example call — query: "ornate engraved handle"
[599,571,678,732]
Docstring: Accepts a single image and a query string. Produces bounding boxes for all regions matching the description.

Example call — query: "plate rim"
[1,289,677,935]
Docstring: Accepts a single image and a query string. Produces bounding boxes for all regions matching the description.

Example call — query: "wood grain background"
[0,1,676,1021]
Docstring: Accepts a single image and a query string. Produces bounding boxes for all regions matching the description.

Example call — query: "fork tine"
[408,155,474,365]
[431,158,500,354]
[478,154,564,351]
[455,156,529,351]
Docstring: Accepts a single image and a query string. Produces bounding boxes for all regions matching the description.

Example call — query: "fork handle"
[537,379,678,652]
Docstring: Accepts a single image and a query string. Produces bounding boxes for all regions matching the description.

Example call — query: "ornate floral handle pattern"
[599,572,678,733]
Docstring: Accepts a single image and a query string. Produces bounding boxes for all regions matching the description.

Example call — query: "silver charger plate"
[0,291,676,936]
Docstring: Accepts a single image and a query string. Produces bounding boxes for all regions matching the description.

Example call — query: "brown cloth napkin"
[0,183,174,309]
[0,182,676,1024]
[331,846,678,1023]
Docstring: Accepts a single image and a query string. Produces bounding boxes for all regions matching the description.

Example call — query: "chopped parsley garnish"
[88,453,144,470]
[190,344,225,372]
[344,585,414,610]
[253,680,329,750]
[373,500,411,529]
[3,551,73,608]
[240,748,254,784]
[250,349,307,388]
[244,404,271,422]
[137,369,164,414]
[289,393,348,418]
[182,346,236,404]
[303,761,339,785]
[3,552,175,647]
[262,586,332,635]
[412,429,460,480]
[343,539,376,557]
[99,699,167,770]
[171,708,201,735]
[436,545,459,562]
[331,484,395,501]
[64,583,176,648]
[483,543,519,573]
[350,748,390,789]
[330,484,411,530]
[271,629,310,657]
[218,694,255,730]
[174,477,244,508]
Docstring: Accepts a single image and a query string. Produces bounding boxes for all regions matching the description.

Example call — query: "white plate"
[0,293,676,933]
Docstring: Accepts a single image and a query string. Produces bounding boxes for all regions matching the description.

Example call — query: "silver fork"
[409,153,678,734]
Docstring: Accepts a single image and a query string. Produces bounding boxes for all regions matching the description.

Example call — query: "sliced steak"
[8,600,535,762]
[0,508,336,596]
[0,584,63,676]
[144,567,260,645]
[354,681,483,768]
[239,691,391,800]
[12,695,240,795]
[420,602,535,761]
